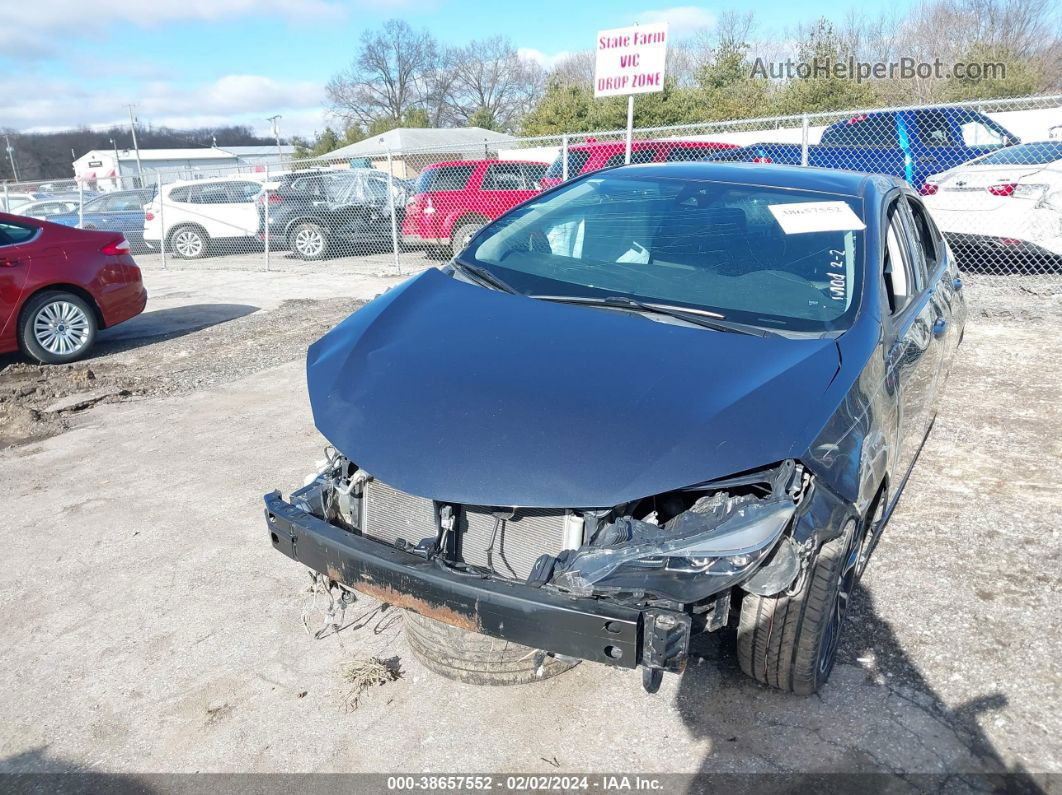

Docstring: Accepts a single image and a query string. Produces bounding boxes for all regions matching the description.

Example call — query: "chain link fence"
[2,93,1059,286]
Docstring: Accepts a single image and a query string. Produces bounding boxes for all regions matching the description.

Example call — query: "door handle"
[932,317,948,338]
[952,277,963,290]
[0,258,19,268]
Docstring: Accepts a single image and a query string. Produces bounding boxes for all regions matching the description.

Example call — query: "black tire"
[288,222,329,261]
[168,225,209,259]
[736,518,860,695]
[450,220,486,258]
[18,290,98,365]
[404,610,578,686]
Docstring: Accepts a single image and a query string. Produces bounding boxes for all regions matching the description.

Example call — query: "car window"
[544,150,592,180]
[168,186,191,203]
[896,201,928,290]
[40,202,75,216]
[415,165,475,193]
[914,110,958,147]
[903,197,940,271]
[482,163,527,191]
[107,194,146,212]
[228,182,262,202]
[191,184,232,204]
[603,149,657,168]
[974,142,1062,165]
[468,174,866,333]
[821,115,899,147]
[960,119,1007,148]
[665,147,719,162]
[883,203,916,314]
[0,220,38,246]
[521,163,547,185]
[363,178,389,202]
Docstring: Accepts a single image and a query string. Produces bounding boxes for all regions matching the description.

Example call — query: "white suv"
[143,177,265,258]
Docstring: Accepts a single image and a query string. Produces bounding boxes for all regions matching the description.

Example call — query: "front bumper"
[264,491,690,672]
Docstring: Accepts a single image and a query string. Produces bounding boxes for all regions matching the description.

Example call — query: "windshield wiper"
[530,294,770,337]
[451,258,519,294]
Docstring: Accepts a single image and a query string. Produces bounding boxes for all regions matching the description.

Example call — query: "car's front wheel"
[289,222,329,260]
[404,610,578,685]
[19,291,98,364]
[736,516,861,695]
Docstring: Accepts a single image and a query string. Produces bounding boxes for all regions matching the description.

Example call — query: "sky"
[1,0,914,139]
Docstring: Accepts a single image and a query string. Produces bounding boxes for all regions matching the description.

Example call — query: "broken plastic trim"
[550,461,801,599]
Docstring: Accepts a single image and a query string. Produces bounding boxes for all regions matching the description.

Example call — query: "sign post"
[594,23,669,164]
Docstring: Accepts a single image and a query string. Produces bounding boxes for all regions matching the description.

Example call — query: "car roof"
[423,159,548,170]
[601,161,896,197]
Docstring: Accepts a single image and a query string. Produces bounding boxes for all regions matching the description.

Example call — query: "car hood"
[307,268,841,508]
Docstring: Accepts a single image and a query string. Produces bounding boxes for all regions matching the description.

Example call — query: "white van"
[143,177,265,258]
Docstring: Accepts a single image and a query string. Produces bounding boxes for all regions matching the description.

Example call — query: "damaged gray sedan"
[265,162,965,693]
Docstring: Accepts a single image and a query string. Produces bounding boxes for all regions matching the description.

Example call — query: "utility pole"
[266,115,283,157]
[127,104,144,185]
[4,134,20,182]
[109,138,121,189]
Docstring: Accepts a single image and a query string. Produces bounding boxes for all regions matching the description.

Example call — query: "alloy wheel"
[294,227,325,258]
[817,519,862,679]
[33,301,91,356]
[173,229,204,258]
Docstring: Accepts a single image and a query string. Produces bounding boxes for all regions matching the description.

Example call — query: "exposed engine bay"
[289,451,812,621]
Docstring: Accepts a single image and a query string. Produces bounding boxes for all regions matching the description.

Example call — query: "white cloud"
[517,48,572,69]
[0,0,345,57]
[635,6,716,31]
[0,74,328,138]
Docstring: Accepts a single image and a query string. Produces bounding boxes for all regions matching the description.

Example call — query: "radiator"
[360,480,572,581]
[459,507,568,580]
[360,479,437,548]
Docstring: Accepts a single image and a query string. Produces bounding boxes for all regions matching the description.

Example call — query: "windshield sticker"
[768,201,866,235]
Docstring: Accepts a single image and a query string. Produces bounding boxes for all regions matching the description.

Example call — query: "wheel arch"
[17,283,105,330]
[447,212,491,237]
[167,221,210,241]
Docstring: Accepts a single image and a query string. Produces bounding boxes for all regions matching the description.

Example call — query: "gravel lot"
[1,259,1059,785]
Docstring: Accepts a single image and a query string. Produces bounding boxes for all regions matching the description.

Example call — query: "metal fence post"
[561,135,569,182]
[386,148,401,276]
[800,114,809,167]
[157,173,167,271]
[263,164,270,272]
[2,182,9,212]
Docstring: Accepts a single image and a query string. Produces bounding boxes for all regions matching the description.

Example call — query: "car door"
[0,220,40,339]
[903,195,960,418]
[104,192,149,234]
[881,195,944,480]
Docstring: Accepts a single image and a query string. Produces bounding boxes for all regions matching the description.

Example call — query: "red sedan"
[0,212,146,364]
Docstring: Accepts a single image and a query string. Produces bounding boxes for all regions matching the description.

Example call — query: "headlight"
[551,464,801,603]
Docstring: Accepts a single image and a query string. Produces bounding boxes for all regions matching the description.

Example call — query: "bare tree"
[326,19,439,127]
[437,37,545,130]
[548,50,596,87]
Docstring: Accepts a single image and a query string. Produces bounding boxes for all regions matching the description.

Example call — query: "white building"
[73,145,297,190]
[322,128,516,178]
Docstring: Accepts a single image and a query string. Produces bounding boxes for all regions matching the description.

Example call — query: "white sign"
[767,202,867,235]
[594,23,669,98]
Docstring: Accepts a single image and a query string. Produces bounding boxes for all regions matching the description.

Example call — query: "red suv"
[0,213,146,364]
[539,139,739,189]
[402,159,548,255]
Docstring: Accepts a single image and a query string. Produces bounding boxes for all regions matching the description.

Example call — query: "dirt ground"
[1,262,1059,785]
